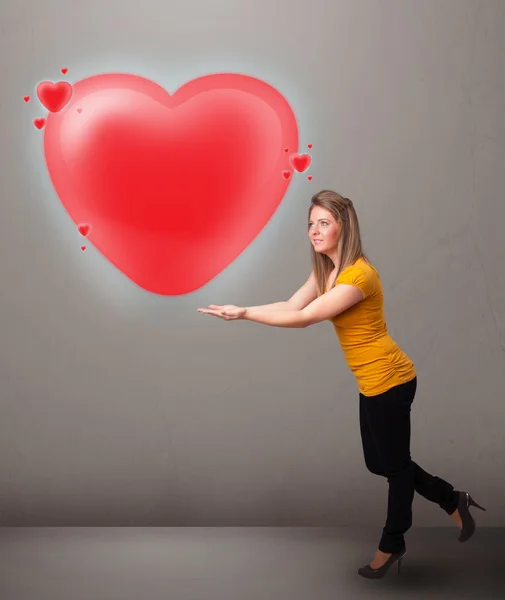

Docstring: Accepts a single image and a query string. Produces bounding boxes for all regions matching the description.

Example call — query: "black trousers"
[359,376,459,553]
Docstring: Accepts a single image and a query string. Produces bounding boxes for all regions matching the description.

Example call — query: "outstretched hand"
[197,304,247,320]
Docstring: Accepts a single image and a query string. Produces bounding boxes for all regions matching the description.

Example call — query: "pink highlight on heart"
[61,68,68,74]
[36,80,73,113]
[289,153,311,172]
[42,73,298,294]
[33,117,46,129]
[24,95,30,102]
[77,223,91,236]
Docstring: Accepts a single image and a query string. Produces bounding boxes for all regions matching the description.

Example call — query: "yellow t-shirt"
[328,256,416,396]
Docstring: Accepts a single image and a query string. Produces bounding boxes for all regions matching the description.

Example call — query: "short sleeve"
[336,266,375,299]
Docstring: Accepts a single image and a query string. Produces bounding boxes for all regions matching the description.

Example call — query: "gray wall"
[1,0,504,526]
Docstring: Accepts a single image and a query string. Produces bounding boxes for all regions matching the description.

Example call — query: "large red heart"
[43,73,298,294]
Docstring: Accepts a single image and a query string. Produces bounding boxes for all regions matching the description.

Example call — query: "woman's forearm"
[243,304,306,328]
[244,301,294,314]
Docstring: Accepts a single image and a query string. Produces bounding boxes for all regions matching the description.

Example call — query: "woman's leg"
[360,378,417,553]
[410,461,459,515]
[359,377,459,527]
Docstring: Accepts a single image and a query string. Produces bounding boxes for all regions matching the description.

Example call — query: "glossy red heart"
[33,118,46,129]
[42,73,298,294]
[24,95,30,102]
[61,68,68,74]
[289,153,311,172]
[77,223,91,236]
[37,81,73,113]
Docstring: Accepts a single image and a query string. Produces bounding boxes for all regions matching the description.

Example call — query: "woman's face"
[308,206,341,254]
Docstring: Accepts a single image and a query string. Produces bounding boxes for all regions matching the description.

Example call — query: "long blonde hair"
[309,190,370,296]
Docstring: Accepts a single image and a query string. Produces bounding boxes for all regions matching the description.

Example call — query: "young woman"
[197,189,486,579]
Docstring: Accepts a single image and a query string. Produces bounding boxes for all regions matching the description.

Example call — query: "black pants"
[359,376,459,553]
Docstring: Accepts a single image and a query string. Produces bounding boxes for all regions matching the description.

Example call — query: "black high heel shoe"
[457,491,486,542]
[357,548,406,579]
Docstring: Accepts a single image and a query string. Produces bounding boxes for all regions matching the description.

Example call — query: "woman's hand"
[197,304,247,320]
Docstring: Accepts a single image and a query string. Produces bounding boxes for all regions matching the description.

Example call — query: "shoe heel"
[469,496,486,511]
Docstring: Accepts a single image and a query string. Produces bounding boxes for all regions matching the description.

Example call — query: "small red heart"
[289,153,311,172]
[33,117,46,129]
[61,68,68,74]
[24,95,30,102]
[284,148,289,153]
[37,80,73,113]
[282,170,292,180]
[43,73,298,294]
[80,246,86,251]
[76,107,82,113]
[307,143,312,149]
[308,175,313,181]
[77,223,91,236]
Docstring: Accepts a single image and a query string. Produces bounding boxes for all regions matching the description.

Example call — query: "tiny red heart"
[24,95,30,102]
[289,153,311,172]
[80,246,86,251]
[282,170,292,180]
[77,223,91,236]
[284,148,289,153]
[308,175,313,181]
[307,143,312,148]
[37,80,73,113]
[33,117,46,129]
[61,68,68,74]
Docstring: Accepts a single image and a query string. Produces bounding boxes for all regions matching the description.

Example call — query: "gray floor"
[0,527,503,599]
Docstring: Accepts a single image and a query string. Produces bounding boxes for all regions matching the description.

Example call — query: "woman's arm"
[245,301,295,314]
[198,272,321,325]
[244,271,318,319]
[244,307,306,328]
[244,284,364,328]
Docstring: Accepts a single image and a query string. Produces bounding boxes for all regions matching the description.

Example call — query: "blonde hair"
[308,190,370,296]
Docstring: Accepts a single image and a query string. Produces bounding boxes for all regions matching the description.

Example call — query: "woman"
[197,189,486,579]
